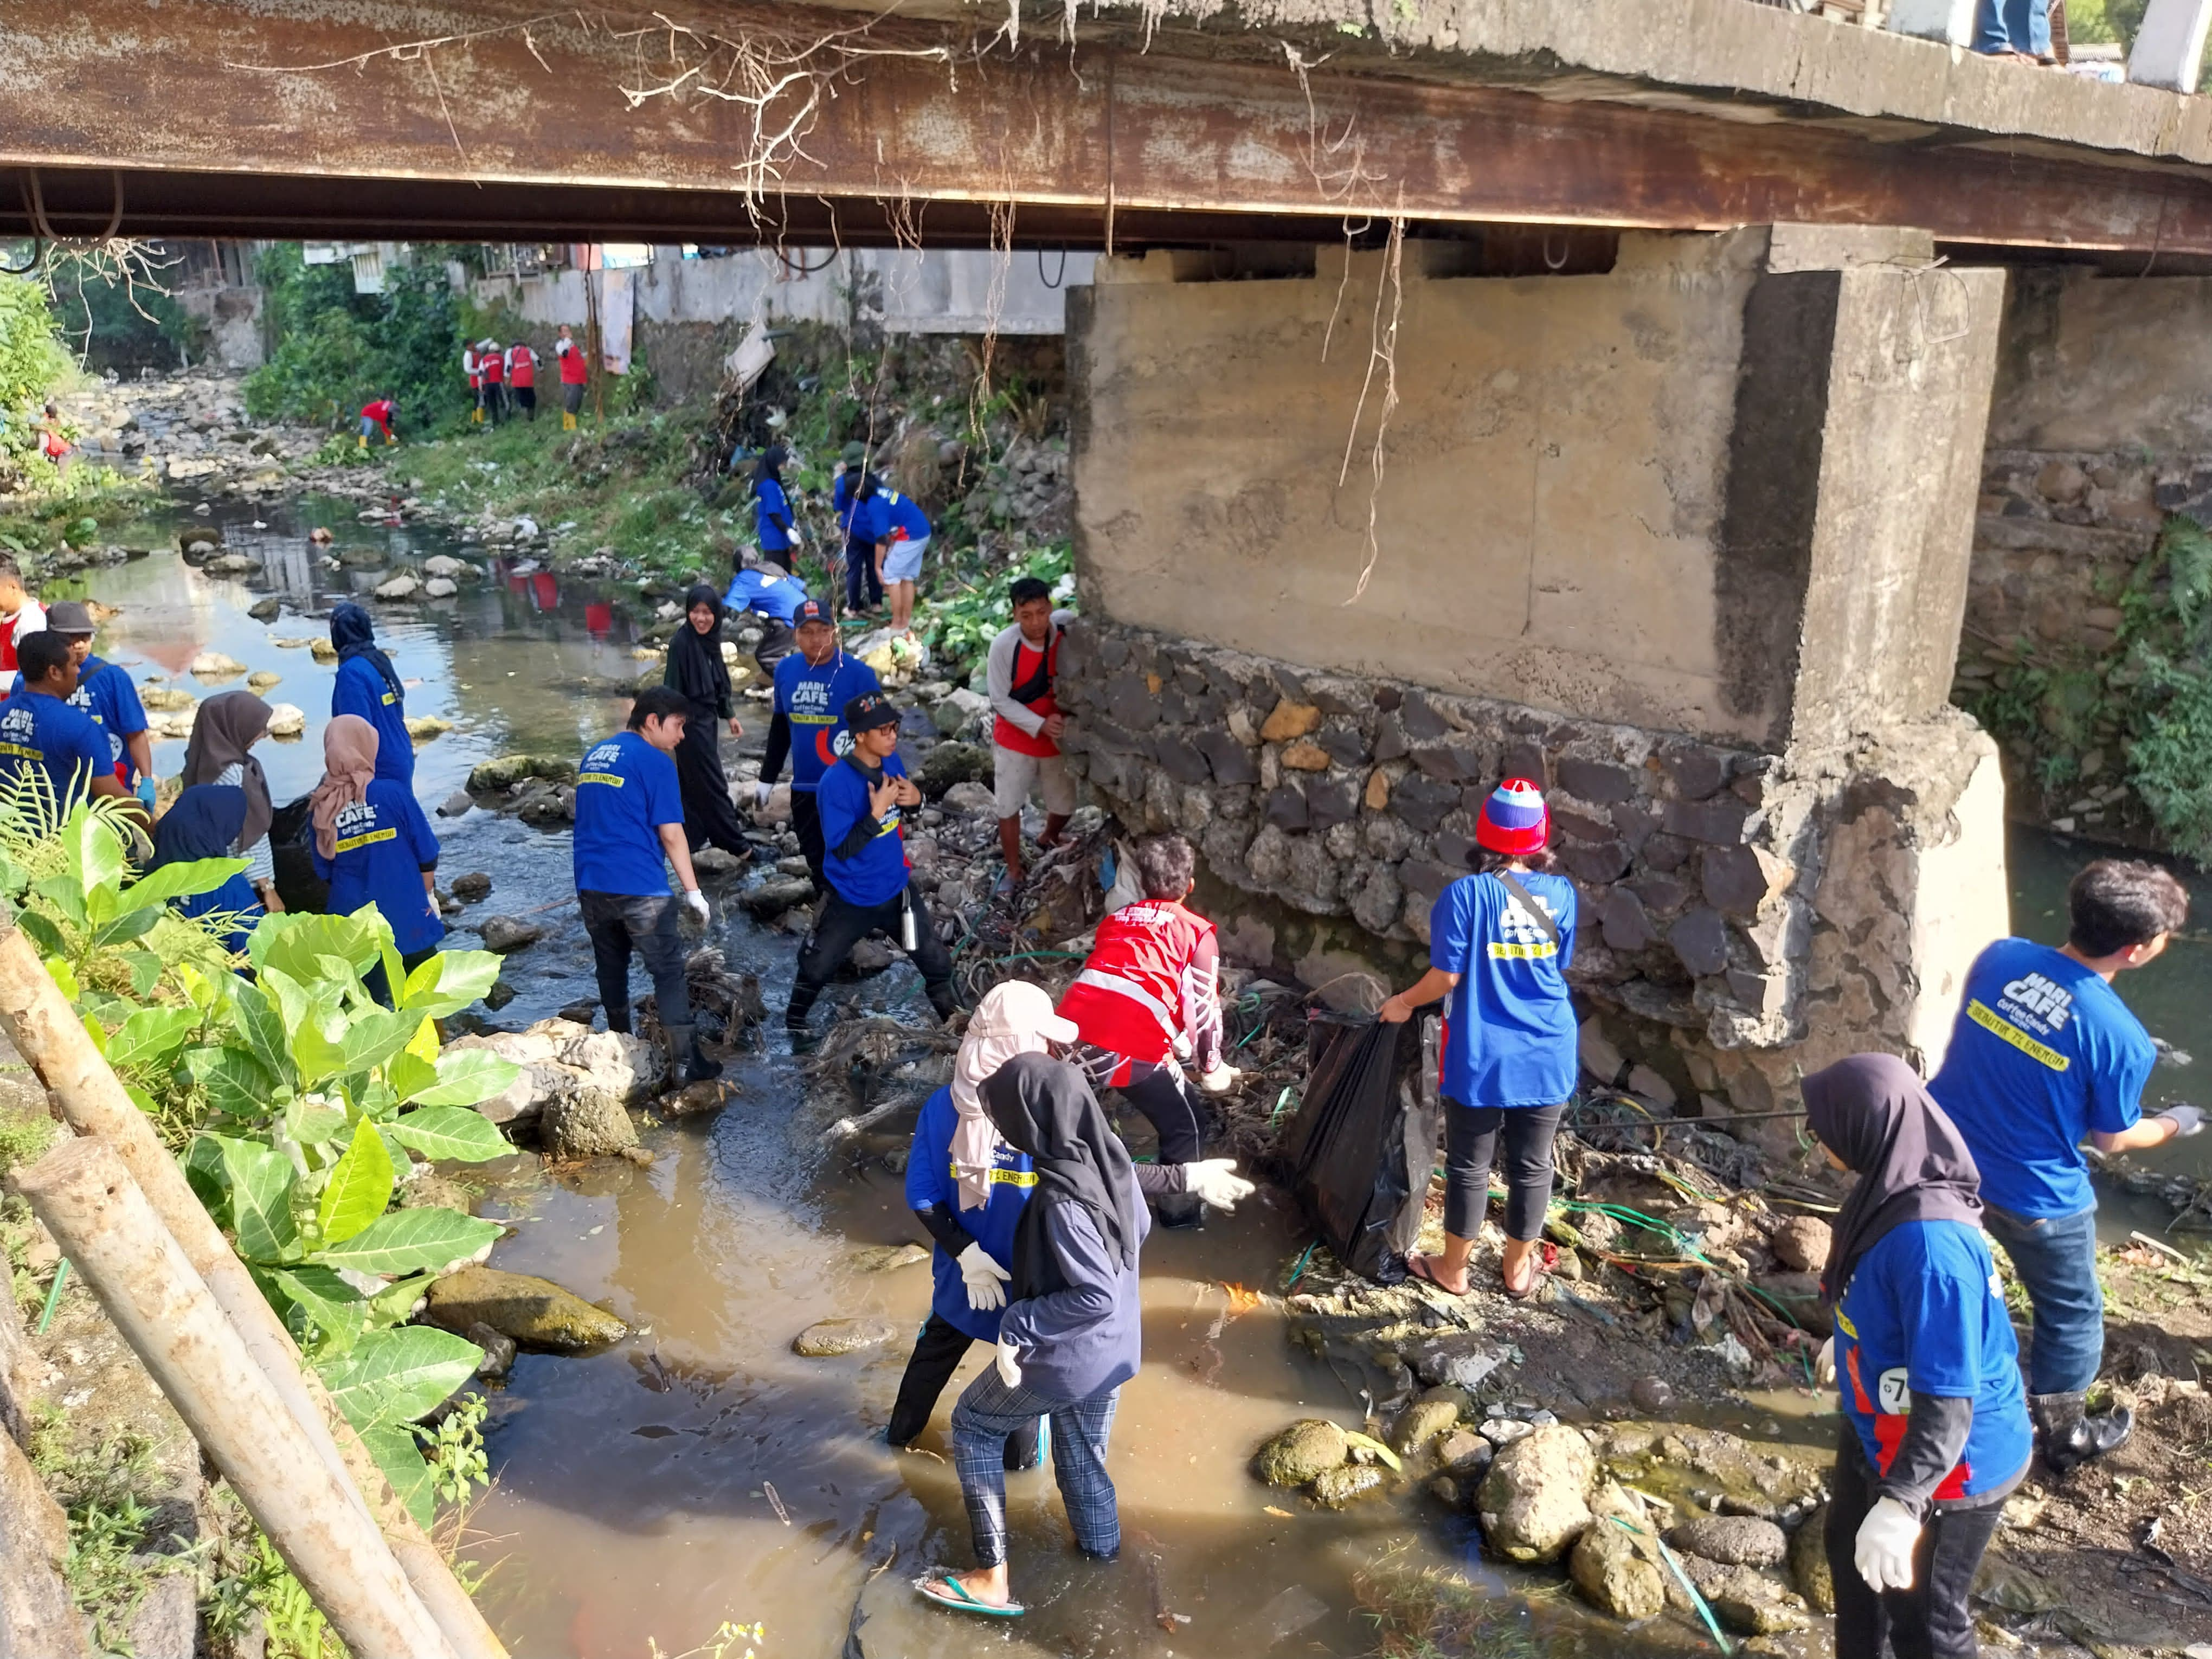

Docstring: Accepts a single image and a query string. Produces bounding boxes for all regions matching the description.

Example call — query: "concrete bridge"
[9,0,2210,1114]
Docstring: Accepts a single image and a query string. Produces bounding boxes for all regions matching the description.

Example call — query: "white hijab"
[949,980,1076,1211]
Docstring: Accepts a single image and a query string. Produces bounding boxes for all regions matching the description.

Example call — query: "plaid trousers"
[950,1369,1122,1567]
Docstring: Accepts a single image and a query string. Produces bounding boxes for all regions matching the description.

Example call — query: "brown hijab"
[309,714,378,859]
[178,691,273,856]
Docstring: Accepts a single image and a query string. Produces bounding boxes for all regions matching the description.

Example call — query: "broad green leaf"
[182,1133,226,1213]
[386,1105,510,1163]
[264,968,347,1086]
[316,1121,394,1246]
[410,1050,523,1110]
[89,905,162,949]
[398,950,503,1019]
[214,1133,300,1264]
[282,1095,348,1146]
[34,875,87,931]
[184,1046,276,1119]
[113,856,248,915]
[340,1009,423,1078]
[355,1420,437,1530]
[363,1271,433,1331]
[270,1265,365,1356]
[121,950,163,999]
[321,1324,481,1427]
[14,909,63,957]
[225,978,291,1082]
[70,806,125,900]
[251,912,384,981]
[312,1206,499,1275]
[403,1015,440,1064]
[105,1005,197,1071]
[386,1050,438,1105]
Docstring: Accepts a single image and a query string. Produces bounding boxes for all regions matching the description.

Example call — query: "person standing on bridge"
[758,597,878,891]
[661,583,751,864]
[1973,0,2051,62]
[556,322,588,430]
[505,340,538,422]
[329,603,413,786]
[1927,859,2202,1474]
[986,576,1077,892]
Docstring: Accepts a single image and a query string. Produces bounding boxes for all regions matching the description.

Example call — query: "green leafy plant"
[917,540,1073,672]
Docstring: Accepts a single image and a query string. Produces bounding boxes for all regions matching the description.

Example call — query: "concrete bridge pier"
[1056,224,2013,1122]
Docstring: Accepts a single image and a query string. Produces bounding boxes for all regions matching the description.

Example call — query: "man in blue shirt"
[832,443,884,615]
[573,686,720,1086]
[8,602,154,802]
[758,599,879,891]
[0,631,142,821]
[1928,859,2201,1472]
[722,554,809,674]
[783,692,957,1036]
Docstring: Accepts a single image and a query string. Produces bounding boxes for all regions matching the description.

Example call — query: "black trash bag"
[267,794,329,916]
[1284,1012,1441,1285]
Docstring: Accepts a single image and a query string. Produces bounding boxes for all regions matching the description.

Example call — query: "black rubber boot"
[665,1024,722,1088]
[785,981,822,1036]
[925,980,962,1025]
[2030,1390,2133,1475]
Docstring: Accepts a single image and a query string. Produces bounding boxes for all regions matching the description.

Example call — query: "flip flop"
[1502,1243,1558,1302]
[915,1575,1026,1618]
[1406,1252,1470,1297]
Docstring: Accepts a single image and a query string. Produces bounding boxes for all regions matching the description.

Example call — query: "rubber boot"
[563,411,577,432]
[665,1023,722,1088]
[472,406,483,424]
[785,980,822,1038]
[2030,1391,2133,1475]
[925,980,962,1026]
[357,434,367,451]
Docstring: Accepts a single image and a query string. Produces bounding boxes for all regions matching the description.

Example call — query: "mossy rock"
[425,1265,626,1353]
[468,753,580,793]
[1252,1418,1349,1488]
[1309,1463,1387,1508]
[1790,1504,1834,1614]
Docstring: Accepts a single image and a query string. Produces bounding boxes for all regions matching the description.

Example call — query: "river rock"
[1394,1395,1463,1457]
[426,1265,626,1352]
[468,753,577,793]
[792,1318,896,1358]
[310,639,339,663]
[741,876,818,917]
[424,555,465,578]
[451,872,492,902]
[125,1574,196,1659]
[189,651,246,679]
[247,596,282,621]
[205,551,262,575]
[1436,1429,1493,1479]
[1572,1491,1667,1620]
[931,687,992,737]
[1253,1419,1350,1488]
[1677,1558,1809,1636]
[265,703,306,738]
[1310,1464,1388,1508]
[465,1322,518,1382]
[139,685,196,712]
[424,577,458,599]
[1477,1424,1597,1564]
[478,916,542,953]
[338,545,388,568]
[917,741,992,798]
[541,1085,638,1161]
[942,781,996,818]
[374,574,420,601]
[406,715,453,742]
[448,1018,667,1127]
[1629,1375,1674,1413]
[439,792,473,818]
[850,1242,930,1272]
[1789,1504,1834,1612]
[271,636,316,650]
[1669,1516,1788,1567]
[1770,1216,1831,1274]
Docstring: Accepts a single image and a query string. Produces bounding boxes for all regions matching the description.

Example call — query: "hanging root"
[1338,208,1405,607]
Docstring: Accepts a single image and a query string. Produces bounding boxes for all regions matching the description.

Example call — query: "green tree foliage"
[0,273,71,461]
[246,247,469,434]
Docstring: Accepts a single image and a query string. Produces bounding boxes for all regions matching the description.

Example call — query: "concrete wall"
[173,285,263,371]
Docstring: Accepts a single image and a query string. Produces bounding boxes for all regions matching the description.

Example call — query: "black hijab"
[150,784,248,868]
[753,443,787,490]
[330,602,403,706]
[663,583,731,722]
[1802,1053,1984,1308]
[983,1052,1140,1301]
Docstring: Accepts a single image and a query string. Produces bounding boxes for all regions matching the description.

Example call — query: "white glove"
[994,1339,1023,1389]
[1197,1064,1240,1096]
[957,1242,1011,1312]
[2158,1103,2205,1137]
[754,781,773,807]
[1815,1336,1836,1386]
[1854,1496,1921,1593]
[1182,1159,1256,1212]
[681,889,710,924]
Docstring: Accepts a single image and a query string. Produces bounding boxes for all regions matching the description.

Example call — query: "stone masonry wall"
[1059,619,2006,1126]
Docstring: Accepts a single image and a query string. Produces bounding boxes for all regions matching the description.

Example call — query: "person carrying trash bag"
[1804,1055,2031,1659]
[890,983,1253,1463]
[1378,777,1576,1300]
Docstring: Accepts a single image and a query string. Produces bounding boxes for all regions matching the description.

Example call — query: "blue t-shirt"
[177,876,260,957]
[8,659,147,783]
[331,657,414,784]
[905,1085,1038,1342]
[818,753,911,908]
[724,568,808,626]
[833,472,874,545]
[859,489,930,545]
[754,477,794,552]
[1927,937,2153,1219]
[772,651,881,792]
[571,731,683,897]
[1835,1220,2031,1503]
[0,688,113,808]
[311,780,445,956]
[1429,870,1579,1109]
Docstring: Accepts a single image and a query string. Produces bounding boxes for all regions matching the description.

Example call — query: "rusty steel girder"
[7,0,2212,252]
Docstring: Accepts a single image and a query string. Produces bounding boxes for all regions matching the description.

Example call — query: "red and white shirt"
[1059,898,1223,1071]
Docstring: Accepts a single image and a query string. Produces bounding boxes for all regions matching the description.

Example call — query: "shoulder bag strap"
[1491,871,1560,945]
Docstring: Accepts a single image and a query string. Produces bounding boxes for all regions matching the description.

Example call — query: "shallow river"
[61,494,2212,1656]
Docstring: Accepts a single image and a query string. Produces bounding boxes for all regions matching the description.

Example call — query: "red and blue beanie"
[1475,778,1550,856]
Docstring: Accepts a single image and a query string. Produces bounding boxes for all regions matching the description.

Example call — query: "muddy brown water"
[62,494,2212,1656]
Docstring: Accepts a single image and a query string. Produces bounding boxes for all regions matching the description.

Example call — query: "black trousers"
[790,790,826,889]
[1828,1428,2002,1659]
[563,383,586,415]
[513,385,537,420]
[752,619,795,677]
[1114,1060,1206,1165]
[580,890,690,1034]
[844,535,883,609]
[673,713,750,858]
[786,881,954,1024]
[887,1313,1043,1469]
[1443,1101,1565,1241]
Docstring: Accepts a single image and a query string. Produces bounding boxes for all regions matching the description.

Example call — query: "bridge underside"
[10,0,2212,256]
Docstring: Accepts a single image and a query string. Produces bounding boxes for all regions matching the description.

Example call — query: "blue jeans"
[1973,0,2049,55]
[1982,1201,2101,1395]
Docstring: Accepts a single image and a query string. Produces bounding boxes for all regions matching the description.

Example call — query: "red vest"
[1058,899,1214,1064]
[507,348,535,388]
[993,626,1061,758]
[479,351,504,384]
[557,339,589,385]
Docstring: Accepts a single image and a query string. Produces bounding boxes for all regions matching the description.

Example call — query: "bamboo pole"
[0,919,508,1659]
[13,1138,458,1659]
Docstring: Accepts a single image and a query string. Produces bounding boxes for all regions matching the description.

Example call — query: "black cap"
[44,601,93,635]
[844,691,901,733]
[793,598,831,628]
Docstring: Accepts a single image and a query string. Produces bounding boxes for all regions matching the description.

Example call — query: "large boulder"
[1309,1464,1388,1508]
[931,686,992,738]
[541,1086,638,1162]
[1668,1515,1789,1568]
[1571,1485,1668,1621]
[447,1018,667,1127]
[1675,1557,1810,1636]
[916,741,992,799]
[468,753,577,794]
[1252,1419,1349,1488]
[1477,1424,1597,1564]
[425,1265,626,1352]
[942,780,996,818]
[478,916,542,954]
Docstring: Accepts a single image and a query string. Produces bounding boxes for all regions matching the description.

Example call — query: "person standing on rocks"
[986,577,1077,892]
[1378,779,1576,1299]
[505,341,538,422]
[1057,833,1239,1229]
[856,472,931,640]
[916,1052,1148,1620]
[10,602,153,803]
[555,323,588,430]
[573,686,721,1086]
[1803,1054,2030,1659]
[1927,858,2200,1473]
[758,598,878,891]
[784,692,957,1034]
[661,583,751,863]
[0,631,137,820]
[832,442,885,616]
[308,714,443,1004]
[178,690,279,913]
[0,554,48,694]
[751,445,801,575]
[328,603,413,785]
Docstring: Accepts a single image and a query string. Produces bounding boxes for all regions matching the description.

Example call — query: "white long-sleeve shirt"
[986,609,1078,741]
